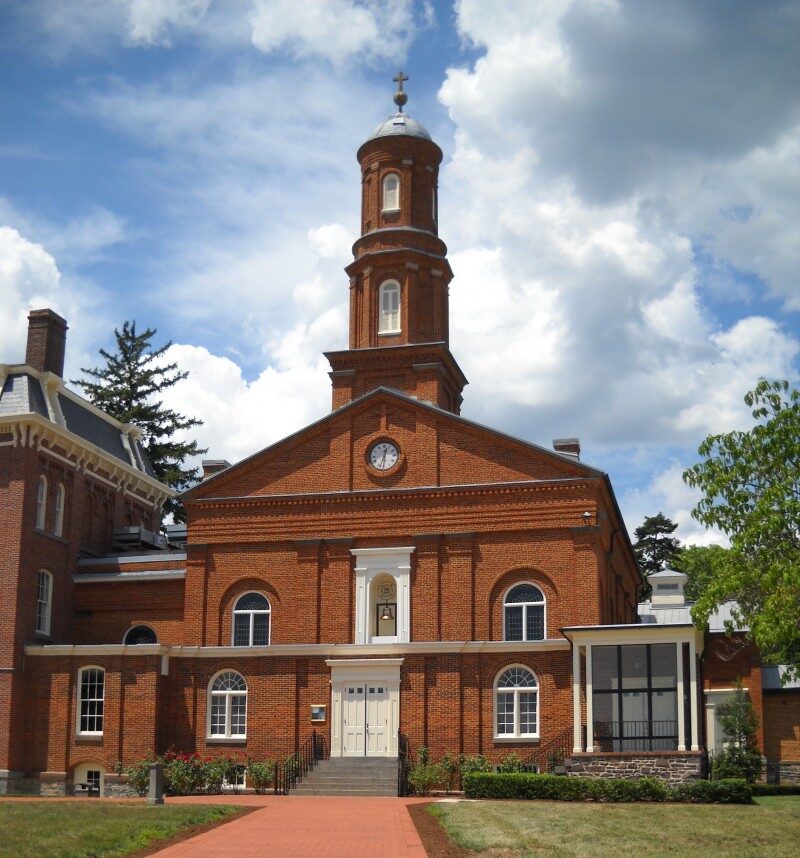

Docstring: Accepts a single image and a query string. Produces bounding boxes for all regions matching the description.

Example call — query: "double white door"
[342,683,390,756]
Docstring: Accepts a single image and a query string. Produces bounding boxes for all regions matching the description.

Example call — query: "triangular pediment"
[185,387,598,502]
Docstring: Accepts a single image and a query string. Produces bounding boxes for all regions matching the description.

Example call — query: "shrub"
[460,754,492,777]
[497,753,525,774]
[248,760,276,794]
[162,751,207,796]
[440,753,461,792]
[462,773,752,804]
[408,762,445,796]
[711,681,762,784]
[417,746,430,766]
[712,746,762,784]
[125,759,152,797]
[751,783,800,796]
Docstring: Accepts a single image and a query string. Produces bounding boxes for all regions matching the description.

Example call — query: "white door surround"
[351,547,413,645]
[327,658,402,758]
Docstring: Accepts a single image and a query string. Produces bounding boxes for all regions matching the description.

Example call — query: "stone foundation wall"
[775,762,800,784]
[566,753,703,783]
[104,774,138,798]
[0,771,67,796]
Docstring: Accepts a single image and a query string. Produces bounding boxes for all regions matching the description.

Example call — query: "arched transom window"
[504,583,546,641]
[233,592,271,646]
[495,666,538,739]
[378,280,401,334]
[208,671,247,739]
[382,173,400,212]
[124,625,158,645]
[36,475,47,530]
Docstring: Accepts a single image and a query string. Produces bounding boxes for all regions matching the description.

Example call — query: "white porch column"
[572,643,582,753]
[585,644,594,753]
[676,641,686,751]
[688,637,699,751]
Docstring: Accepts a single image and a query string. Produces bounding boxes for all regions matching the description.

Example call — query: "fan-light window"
[124,625,158,645]
[208,670,247,739]
[378,281,401,334]
[495,666,539,739]
[382,173,400,211]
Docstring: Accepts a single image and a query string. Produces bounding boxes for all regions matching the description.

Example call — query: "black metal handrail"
[397,731,411,796]
[593,719,678,752]
[275,729,328,795]
[521,727,573,773]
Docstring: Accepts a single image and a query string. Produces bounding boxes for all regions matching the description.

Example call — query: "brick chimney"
[553,437,580,460]
[202,459,231,480]
[25,309,68,377]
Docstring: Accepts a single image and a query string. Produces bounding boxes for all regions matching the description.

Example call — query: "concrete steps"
[292,757,398,796]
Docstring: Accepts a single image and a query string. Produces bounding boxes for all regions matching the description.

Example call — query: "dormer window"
[378,281,401,334]
[382,173,400,212]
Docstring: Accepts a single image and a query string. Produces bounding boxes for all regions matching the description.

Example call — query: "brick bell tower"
[326,72,467,414]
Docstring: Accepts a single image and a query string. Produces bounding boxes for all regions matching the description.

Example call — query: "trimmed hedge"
[751,783,800,796]
[462,773,752,804]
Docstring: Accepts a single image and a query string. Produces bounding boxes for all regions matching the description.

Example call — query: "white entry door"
[366,684,390,757]
[342,685,366,756]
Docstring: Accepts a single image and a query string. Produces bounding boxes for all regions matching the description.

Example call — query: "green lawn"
[0,801,243,858]
[428,796,800,858]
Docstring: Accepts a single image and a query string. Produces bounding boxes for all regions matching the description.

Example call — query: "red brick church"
[1,85,797,796]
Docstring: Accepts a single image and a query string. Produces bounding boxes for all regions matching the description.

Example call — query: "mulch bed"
[407,802,471,858]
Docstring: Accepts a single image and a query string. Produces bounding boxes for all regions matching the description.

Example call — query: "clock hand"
[380,450,387,467]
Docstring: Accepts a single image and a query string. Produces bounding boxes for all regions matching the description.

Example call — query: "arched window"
[123,625,157,645]
[378,280,401,334]
[233,592,271,646]
[54,483,65,537]
[36,475,47,530]
[504,583,546,641]
[36,570,52,635]
[432,185,438,223]
[382,173,400,212]
[208,670,247,739]
[77,667,105,736]
[495,665,539,739]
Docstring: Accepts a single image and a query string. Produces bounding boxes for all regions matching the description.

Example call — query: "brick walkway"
[151,795,430,857]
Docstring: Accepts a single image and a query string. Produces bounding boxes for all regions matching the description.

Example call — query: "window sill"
[34,528,69,546]
[381,208,400,215]
[206,737,247,744]
[33,630,51,640]
[493,736,540,744]
[369,635,398,644]
[76,734,103,743]
[377,331,401,337]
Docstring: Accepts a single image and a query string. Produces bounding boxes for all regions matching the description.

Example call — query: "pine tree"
[633,512,682,601]
[73,321,206,523]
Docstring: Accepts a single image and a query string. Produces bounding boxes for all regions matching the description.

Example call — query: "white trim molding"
[351,547,414,645]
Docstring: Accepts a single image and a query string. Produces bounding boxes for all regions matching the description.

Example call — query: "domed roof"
[366,112,432,143]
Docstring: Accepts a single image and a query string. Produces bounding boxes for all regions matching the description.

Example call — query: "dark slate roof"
[0,373,48,418]
[0,370,156,478]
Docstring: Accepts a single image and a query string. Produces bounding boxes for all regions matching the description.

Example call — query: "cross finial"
[393,69,409,113]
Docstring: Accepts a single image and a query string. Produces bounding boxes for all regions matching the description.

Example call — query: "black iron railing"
[593,720,678,752]
[521,728,573,773]
[275,729,328,795]
[397,731,411,796]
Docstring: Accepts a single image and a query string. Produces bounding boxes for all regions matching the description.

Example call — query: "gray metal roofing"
[762,665,800,691]
[0,371,155,477]
[637,599,748,633]
[0,373,48,418]
[649,568,686,579]
[366,113,432,142]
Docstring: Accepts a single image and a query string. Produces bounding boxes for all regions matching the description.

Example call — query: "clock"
[368,440,400,471]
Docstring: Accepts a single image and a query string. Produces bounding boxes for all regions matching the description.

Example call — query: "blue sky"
[1,0,798,543]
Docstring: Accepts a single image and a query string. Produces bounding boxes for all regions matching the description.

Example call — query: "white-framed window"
[382,173,400,212]
[77,667,105,736]
[36,569,52,635]
[232,592,270,646]
[504,583,546,641]
[495,665,539,739]
[123,625,158,645]
[207,670,247,739]
[36,475,47,530]
[54,483,65,537]
[73,762,105,794]
[378,280,401,334]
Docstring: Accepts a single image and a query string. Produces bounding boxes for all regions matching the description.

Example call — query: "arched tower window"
[382,173,400,212]
[207,670,247,738]
[54,483,65,537]
[233,592,271,646]
[36,475,47,530]
[123,625,158,645]
[504,583,546,641]
[378,280,401,334]
[36,570,52,635]
[495,665,539,739]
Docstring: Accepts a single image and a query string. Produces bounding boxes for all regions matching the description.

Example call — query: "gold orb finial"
[393,69,409,113]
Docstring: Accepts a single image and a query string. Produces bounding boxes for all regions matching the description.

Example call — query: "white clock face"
[369,441,399,471]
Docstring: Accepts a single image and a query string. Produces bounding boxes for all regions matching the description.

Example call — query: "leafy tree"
[711,680,761,783]
[683,379,799,676]
[672,544,731,602]
[633,513,682,600]
[74,321,206,523]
